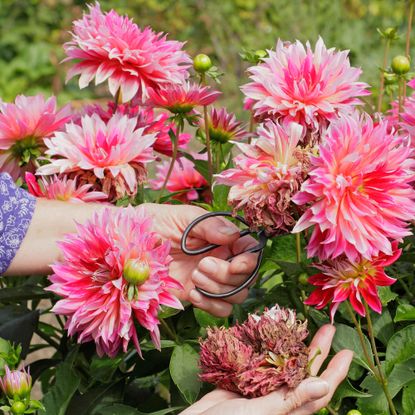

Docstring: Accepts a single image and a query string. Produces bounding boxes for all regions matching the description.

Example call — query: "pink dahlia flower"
[25,172,107,203]
[241,38,369,141]
[37,113,156,201]
[216,121,310,235]
[293,113,415,261]
[199,305,309,397]
[386,96,415,146]
[48,206,183,357]
[64,3,191,102]
[0,95,71,180]
[305,242,400,320]
[150,156,208,202]
[199,107,249,144]
[148,82,221,115]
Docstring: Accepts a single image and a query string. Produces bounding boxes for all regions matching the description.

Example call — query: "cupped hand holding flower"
[181,325,353,415]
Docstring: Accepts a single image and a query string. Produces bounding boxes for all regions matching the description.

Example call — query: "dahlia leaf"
[394,304,415,322]
[331,379,372,411]
[402,379,415,415]
[169,344,200,404]
[371,309,394,346]
[193,308,227,328]
[385,325,415,374]
[97,404,183,415]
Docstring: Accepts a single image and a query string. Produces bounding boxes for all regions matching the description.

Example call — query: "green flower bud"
[391,55,411,75]
[123,259,151,286]
[314,408,329,415]
[384,72,398,85]
[11,401,27,415]
[346,411,362,415]
[298,273,309,286]
[193,54,213,73]
[384,27,396,37]
[255,49,267,59]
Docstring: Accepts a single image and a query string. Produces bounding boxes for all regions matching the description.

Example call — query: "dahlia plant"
[2,2,415,415]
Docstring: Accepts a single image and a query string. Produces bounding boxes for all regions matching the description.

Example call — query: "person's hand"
[143,203,259,317]
[180,325,353,415]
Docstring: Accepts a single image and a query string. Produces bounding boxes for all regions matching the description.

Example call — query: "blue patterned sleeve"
[0,173,37,274]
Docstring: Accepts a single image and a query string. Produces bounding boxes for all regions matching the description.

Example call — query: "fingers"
[179,389,240,415]
[291,349,354,415]
[308,324,336,376]
[189,289,234,317]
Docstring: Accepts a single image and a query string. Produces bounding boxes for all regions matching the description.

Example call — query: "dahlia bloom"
[293,113,415,261]
[0,95,71,180]
[199,305,309,397]
[150,156,208,202]
[48,206,183,357]
[148,83,221,115]
[216,121,310,235]
[199,107,249,144]
[37,113,156,201]
[386,96,415,146]
[64,3,191,102]
[0,366,32,400]
[305,242,400,320]
[25,173,107,203]
[241,38,369,140]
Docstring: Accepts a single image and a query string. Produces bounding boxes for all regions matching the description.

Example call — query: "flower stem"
[364,302,398,415]
[398,76,405,121]
[404,0,415,99]
[160,318,177,342]
[295,232,301,263]
[114,88,122,111]
[157,126,181,203]
[377,39,390,112]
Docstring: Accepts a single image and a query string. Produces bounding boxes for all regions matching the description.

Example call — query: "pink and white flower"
[64,3,191,102]
[0,95,71,180]
[293,112,415,261]
[48,206,183,357]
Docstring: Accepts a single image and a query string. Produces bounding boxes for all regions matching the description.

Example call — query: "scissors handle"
[180,211,268,299]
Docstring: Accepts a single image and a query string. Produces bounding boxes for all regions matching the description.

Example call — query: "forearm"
[5,199,114,276]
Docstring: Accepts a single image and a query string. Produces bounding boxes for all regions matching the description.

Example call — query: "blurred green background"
[0,0,410,115]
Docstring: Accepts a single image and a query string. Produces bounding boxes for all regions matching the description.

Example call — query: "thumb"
[281,378,330,414]
[189,215,240,246]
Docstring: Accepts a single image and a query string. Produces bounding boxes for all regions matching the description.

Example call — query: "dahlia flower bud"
[391,55,411,75]
[193,54,213,73]
[0,366,32,400]
[199,305,309,397]
[10,401,27,415]
[123,259,151,286]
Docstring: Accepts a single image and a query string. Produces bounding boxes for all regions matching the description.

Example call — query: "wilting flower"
[199,305,309,398]
[199,107,249,144]
[148,82,221,115]
[0,95,71,180]
[293,113,415,262]
[216,121,310,235]
[241,38,369,141]
[150,156,208,202]
[64,3,191,102]
[37,113,156,201]
[0,366,32,400]
[48,206,183,357]
[305,243,400,320]
[25,173,107,203]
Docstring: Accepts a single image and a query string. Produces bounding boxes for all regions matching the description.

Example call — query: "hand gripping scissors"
[180,211,268,299]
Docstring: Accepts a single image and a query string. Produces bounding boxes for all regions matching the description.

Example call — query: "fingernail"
[218,226,238,236]
[200,258,218,274]
[189,289,203,304]
[307,380,329,398]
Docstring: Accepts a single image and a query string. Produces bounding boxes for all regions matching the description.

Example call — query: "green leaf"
[332,324,373,371]
[385,325,415,374]
[395,304,415,322]
[41,349,81,415]
[331,379,371,410]
[275,261,304,277]
[0,285,52,302]
[372,309,394,345]
[269,234,299,263]
[158,306,182,319]
[183,153,210,182]
[169,344,201,404]
[377,286,398,306]
[97,404,182,415]
[402,379,415,415]
[212,185,230,211]
[90,355,123,384]
[194,308,226,328]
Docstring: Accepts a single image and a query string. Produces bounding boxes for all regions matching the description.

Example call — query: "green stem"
[156,126,181,203]
[345,302,378,377]
[398,77,405,122]
[295,232,301,263]
[34,328,61,350]
[160,318,177,342]
[399,278,414,299]
[404,0,415,99]
[114,88,122,111]
[326,405,338,415]
[377,39,390,112]
[364,302,398,415]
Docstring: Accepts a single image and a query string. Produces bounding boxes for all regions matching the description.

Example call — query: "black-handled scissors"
[180,211,268,299]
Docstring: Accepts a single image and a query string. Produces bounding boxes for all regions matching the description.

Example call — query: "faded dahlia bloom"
[199,305,309,398]
[241,38,369,141]
[216,121,310,235]
[64,3,191,102]
[293,113,415,262]
[37,113,156,201]
[25,173,107,203]
[199,107,249,144]
[0,366,32,400]
[148,82,221,115]
[150,156,208,202]
[48,206,183,357]
[0,95,71,180]
[305,242,400,320]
